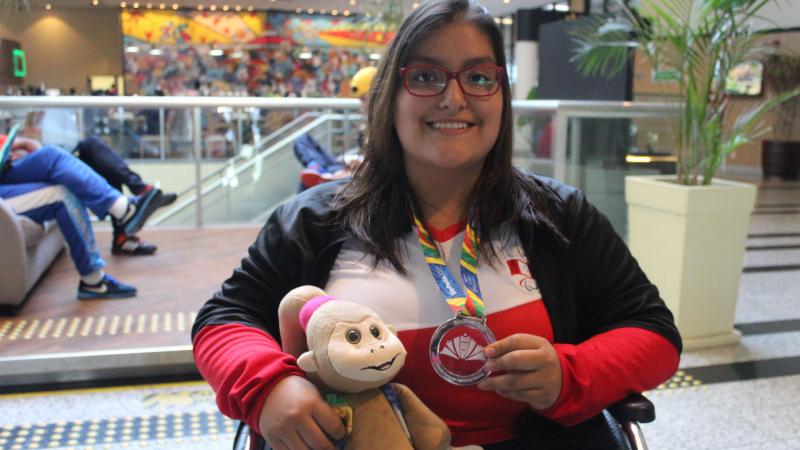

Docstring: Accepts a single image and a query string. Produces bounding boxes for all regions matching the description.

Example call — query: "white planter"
[625,175,757,350]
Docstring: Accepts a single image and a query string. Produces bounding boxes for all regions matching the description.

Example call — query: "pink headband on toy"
[299,295,337,331]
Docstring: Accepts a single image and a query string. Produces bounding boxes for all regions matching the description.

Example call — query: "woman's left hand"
[476,333,562,411]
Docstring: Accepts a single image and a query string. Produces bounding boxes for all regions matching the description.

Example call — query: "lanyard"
[413,212,485,318]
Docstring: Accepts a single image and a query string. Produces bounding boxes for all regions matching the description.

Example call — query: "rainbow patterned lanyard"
[413,212,485,318]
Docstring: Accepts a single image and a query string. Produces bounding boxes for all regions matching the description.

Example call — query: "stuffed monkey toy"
[278,286,452,450]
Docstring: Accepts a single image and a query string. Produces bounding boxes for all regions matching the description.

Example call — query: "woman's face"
[393,20,503,179]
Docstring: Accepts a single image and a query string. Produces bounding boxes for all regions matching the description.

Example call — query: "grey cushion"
[18,215,45,248]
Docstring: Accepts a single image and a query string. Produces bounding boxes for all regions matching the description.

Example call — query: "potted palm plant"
[570,0,799,349]
[761,46,800,179]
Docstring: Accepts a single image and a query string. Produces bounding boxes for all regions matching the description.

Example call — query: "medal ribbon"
[413,213,485,318]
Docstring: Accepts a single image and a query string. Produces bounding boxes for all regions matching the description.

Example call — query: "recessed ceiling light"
[120,1,126,7]
[45,3,52,10]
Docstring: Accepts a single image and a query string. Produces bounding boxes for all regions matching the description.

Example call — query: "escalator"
[151,112,359,226]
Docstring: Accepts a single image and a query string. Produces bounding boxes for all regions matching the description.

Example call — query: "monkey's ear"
[297,351,318,373]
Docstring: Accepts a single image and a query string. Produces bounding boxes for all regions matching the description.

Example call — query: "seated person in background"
[74,136,177,255]
[0,136,163,299]
[292,67,376,191]
[6,134,176,255]
[293,133,351,190]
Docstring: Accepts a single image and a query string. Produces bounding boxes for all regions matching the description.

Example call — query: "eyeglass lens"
[405,65,500,96]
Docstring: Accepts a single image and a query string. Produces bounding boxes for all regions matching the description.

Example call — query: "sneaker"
[116,188,162,236]
[77,274,137,300]
[112,233,157,255]
[155,191,178,208]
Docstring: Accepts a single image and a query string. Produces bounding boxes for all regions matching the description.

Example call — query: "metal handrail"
[0,95,362,109]
[169,111,321,200]
[0,95,678,113]
[0,96,681,227]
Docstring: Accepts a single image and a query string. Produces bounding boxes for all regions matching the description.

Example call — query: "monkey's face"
[326,317,406,384]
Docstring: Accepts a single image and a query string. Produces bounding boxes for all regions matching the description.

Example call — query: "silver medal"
[429,314,496,386]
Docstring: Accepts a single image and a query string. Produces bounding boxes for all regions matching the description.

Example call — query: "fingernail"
[484,347,496,358]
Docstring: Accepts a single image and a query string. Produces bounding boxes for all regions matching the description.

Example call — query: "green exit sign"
[12,48,26,78]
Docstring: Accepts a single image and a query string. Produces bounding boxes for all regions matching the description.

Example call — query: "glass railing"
[0,96,680,236]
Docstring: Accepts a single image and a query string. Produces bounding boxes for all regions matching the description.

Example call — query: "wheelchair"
[232,393,655,450]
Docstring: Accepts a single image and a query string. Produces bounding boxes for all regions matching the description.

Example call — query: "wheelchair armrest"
[608,393,655,424]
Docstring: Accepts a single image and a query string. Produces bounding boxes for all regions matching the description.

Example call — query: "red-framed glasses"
[400,63,505,97]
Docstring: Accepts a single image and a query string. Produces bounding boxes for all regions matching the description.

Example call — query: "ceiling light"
[307,8,314,14]
[171,3,178,9]
[412,2,419,8]
[45,3,52,10]
[247,6,253,11]
[331,9,338,15]
[235,5,241,11]
[295,7,301,13]
[349,0,356,5]
[222,5,229,11]
[298,52,312,60]
[149,48,163,55]
[159,3,165,9]
[197,4,203,9]
[146,2,152,8]
[501,17,513,25]
[209,5,217,11]
[343,10,350,16]
[369,53,381,60]
[125,46,139,53]
[92,0,100,6]
[120,1,126,6]
[554,4,570,11]
[209,49,224,56]
[132,1,139,7]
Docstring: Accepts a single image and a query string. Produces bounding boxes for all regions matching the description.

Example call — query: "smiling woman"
[191,1,682,449]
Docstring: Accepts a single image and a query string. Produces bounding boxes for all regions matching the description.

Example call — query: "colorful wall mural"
[121,10,394,96]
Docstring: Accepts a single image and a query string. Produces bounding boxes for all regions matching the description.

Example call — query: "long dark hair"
[334,0,565,272]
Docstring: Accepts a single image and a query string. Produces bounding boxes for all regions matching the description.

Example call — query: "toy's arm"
[393,383,451,450]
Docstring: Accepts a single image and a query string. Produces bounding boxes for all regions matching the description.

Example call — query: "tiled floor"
[0,177,798,450]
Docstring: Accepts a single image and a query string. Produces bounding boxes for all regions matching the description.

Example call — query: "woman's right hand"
[258,375,346,450]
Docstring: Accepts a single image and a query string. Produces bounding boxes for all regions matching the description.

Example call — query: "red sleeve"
[537,327,679,426]
[192,323,306,434]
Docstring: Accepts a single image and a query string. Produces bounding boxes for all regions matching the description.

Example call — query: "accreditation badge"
[429,314,496,386]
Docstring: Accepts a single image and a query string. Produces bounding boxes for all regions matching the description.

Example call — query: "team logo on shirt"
[507,258,538,292]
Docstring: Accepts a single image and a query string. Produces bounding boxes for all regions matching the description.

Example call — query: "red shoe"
[112,233,157,255]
